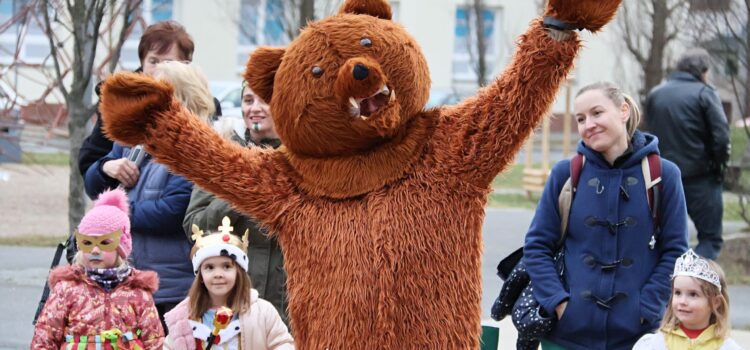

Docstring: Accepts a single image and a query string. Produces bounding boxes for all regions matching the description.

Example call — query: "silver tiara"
[673,249,721,291]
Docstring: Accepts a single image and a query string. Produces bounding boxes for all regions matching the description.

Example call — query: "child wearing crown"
[31,188,164,349]
[634,250,743,349]
[163,217,294,350]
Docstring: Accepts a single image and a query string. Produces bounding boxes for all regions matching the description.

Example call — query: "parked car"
[209,81,244,136]
[425,88,473,108]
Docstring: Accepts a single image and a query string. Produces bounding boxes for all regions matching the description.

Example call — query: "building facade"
[0,0,645,115]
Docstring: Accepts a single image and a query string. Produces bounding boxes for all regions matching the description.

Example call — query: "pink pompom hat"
[77,188,132,258]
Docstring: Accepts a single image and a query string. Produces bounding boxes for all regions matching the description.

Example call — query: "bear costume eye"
[311,66,324,77]
[360,38,372,47]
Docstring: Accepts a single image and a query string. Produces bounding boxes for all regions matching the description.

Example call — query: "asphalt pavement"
[2,208,749,349]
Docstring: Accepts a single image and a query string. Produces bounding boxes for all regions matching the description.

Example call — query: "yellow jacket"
[633,325,743,350]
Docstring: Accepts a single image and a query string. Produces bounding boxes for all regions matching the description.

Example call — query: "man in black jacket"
[644,48,730,260]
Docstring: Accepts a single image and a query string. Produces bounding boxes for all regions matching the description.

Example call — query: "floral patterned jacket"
[31,265,164,349]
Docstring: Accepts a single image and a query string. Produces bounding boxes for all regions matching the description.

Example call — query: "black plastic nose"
[353,64,369,80]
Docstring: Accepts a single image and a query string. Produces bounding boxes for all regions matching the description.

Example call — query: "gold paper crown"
[190,216,249,260]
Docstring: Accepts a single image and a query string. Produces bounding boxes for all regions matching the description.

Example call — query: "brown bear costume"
[99,0,620,347]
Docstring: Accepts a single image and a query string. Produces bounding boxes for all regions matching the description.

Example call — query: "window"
[452,6,502,83]
[0,0,51,65]
[119,0,174,69]
[237,0,290,68]
[150,0,173,22]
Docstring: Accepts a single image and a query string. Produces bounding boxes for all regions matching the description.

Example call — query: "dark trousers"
[683,175,723,260]
[156,302,179,335]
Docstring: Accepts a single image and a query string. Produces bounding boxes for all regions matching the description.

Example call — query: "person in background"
[183,81,289,325]
[644,48,730,260]
[84,60,216,332]
[78,20,204,177]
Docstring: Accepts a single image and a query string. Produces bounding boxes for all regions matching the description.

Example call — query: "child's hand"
[555,301,568,320]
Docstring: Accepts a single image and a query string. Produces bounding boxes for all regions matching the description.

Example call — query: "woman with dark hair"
[78,20,219,177]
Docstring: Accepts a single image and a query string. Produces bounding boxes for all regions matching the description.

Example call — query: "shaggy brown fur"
[547,0,622,32]
[99,0,620,348]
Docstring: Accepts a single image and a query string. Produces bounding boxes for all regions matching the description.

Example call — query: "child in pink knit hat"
[31,188,165,349]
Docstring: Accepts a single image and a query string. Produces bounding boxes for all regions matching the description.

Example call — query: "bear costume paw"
[99,72,176,146]
[545,0,622,32]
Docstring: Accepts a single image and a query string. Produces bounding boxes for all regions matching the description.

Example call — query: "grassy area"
[491,175,749,220]
[492,163,525,189]
[0,235,67,247]
[724,193,746,222]
[21,152,69,166]
[730,126,747,164]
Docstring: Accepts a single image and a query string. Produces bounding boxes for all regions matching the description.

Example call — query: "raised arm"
[99,73,296,231]
[434,1,620,188]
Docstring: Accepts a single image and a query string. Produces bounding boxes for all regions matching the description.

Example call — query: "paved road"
[2,208,749,349]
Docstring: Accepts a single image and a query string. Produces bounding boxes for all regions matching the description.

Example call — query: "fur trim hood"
[48,265,159,293]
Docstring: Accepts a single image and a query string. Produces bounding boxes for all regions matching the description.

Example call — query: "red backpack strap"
[641,153,662,248]
[570,153,585,190]
[641,153,662,221]
[558,154,585,246]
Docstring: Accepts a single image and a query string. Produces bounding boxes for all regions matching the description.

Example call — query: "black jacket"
[77,78,223,176]
[644,71,730,179]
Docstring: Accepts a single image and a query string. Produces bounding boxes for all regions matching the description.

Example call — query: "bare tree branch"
[108,0,143,73]
[618,0,689,101]
[41,0,69,99]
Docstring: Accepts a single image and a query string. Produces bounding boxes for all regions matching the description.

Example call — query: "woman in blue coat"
[524,82,689,350]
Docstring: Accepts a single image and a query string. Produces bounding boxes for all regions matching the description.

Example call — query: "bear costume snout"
[334,57,394,121]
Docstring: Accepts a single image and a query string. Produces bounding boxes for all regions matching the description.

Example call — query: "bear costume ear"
[244,47,286,104]
[338,0,392,20]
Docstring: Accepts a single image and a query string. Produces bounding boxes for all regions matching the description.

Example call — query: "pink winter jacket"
[30,265,164,350]
[164,289,294,350]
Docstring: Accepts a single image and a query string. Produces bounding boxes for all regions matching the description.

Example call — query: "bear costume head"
[244,1,436,199]
[246,3,428,157]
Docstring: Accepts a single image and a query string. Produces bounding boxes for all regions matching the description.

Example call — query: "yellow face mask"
[75,230,122,253]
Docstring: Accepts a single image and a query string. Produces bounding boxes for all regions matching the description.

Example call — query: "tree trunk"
[299,0,315,34]
[641,0,669,102]
[67,101,89,235]
[472,0,487,87]
[744,9,750,119]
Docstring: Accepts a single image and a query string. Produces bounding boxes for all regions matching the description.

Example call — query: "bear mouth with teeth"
[348,84,393,119]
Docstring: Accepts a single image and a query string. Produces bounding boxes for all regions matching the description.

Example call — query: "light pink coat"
[164,289,294,350]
